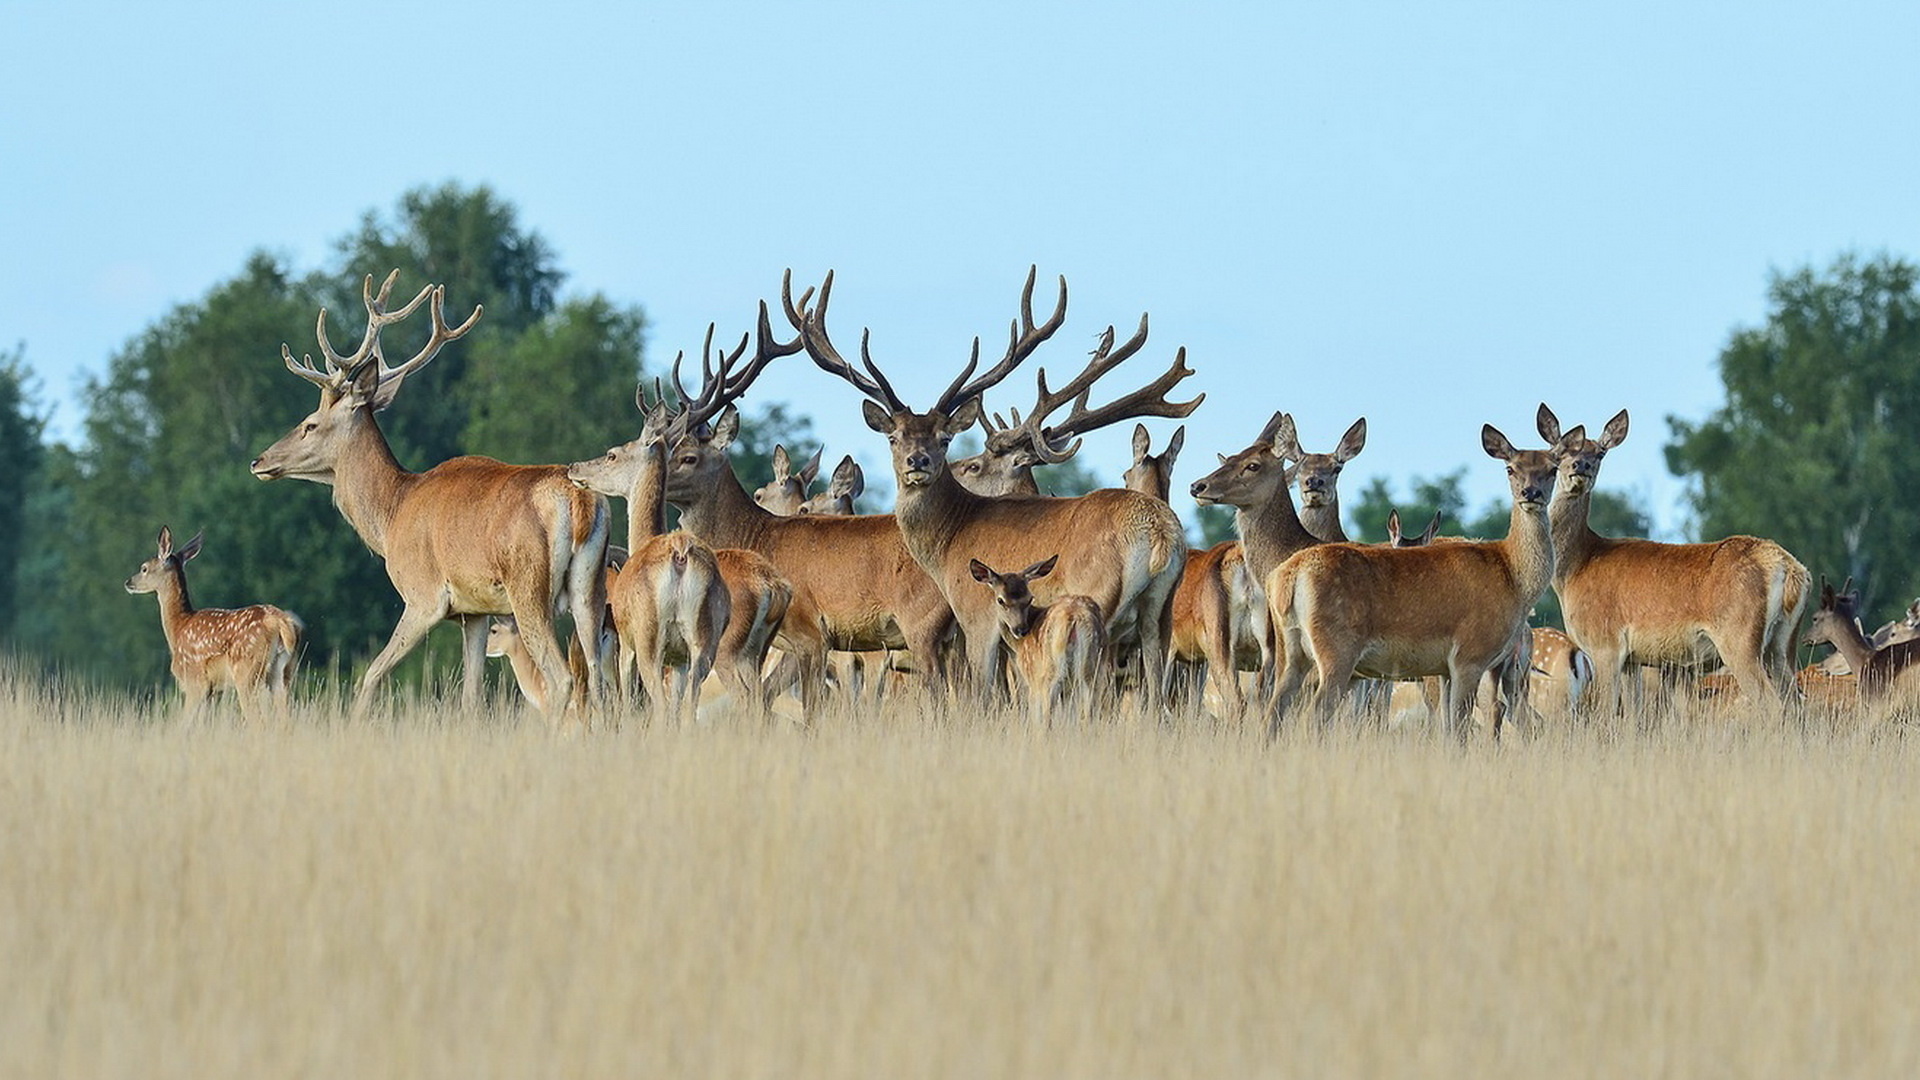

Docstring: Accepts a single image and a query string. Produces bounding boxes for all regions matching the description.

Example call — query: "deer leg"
[356,600,450,715]
[1266,623,1314,738]
[1445,662,1484,744]
[508,583,573,724]
[458,614,489,707]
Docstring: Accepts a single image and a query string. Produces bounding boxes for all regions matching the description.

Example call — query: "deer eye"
[1245,462,1260,473]
[303,421,318,434]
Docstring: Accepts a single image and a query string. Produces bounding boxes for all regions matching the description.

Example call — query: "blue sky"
[6,1,1917,535]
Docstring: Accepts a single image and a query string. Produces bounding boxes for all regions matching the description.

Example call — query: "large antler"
[665,295,805,435]
[280,270,480,394]
[981,314,1202,464]
[786,266,1067,418]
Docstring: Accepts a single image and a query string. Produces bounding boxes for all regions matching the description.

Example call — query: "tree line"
[0,185,1913,689]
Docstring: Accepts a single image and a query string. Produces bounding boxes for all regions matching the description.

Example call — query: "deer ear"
[1131,423,1151,462]
[1335,417,1367,462]
[1536,403,1563,444]
[862,400,892,434]
[969,559,994,583]
[1422,510,1442,544]
[709,406,740,451]
[770,445,791,481]
[1600,409,1630,450]
[942,397,983,436]
[1273,414,1304,461]
[1164,425,1185,466]
[1386,509,1403,543]
[799,446,824,486]
[156,526,173,557]
[176,530,204,563]
[1481,424,1516,461]
[1023,554,1060,580]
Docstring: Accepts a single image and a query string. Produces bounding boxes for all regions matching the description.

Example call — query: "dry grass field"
[5,669,1920,1079]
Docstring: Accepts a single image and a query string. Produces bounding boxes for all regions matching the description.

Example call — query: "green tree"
[0,347,46,638]
[1349,470,1469,544]
[1667,253,1920,615]
[462,296,649,466]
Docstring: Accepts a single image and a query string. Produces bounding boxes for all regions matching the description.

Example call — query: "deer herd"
[120,268,1920,735]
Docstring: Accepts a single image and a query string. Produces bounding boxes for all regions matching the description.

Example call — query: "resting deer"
[1805,576,1920,702]
[1268,422,1578,740]
[789,267,1188,708]
[1283,417,1366,543]
[969,555,1109,721]
[799,455,864,515]
[949,319,1203,497]
[752,445,824,515]
[124,527,303,719]
[250,272,609,720]
[1537,405,1810,714]
[1121,423,1185,502]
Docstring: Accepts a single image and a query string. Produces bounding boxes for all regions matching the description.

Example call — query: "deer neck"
[1501,500,1556,609]
[628,441,668,544]
[152,567,196,648]
[1298,497,1347,544]
[329,415,415,558]
[1548,483,1602,587]
[671,462,771,551]
[891,468,980,571]
[1236,490,1319,583]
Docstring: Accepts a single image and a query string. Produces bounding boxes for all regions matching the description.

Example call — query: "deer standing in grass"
[969,555,1109,721]
[788,267,1188,708]
[250,272,609,720]
[1268,422,1578,740]
[1805,577,1920,702]
[1537,405,1810,714]
[124,527,302,719]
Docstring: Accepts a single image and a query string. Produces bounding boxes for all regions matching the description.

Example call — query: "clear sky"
[6,1,1917,534]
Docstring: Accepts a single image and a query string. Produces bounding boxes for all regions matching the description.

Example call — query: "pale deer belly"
[448,579,513,614]
[1353,640,1456,681]
[1623,627,1720,670]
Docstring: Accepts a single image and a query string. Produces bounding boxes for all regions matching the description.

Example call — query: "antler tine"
[316,271,435,373]
[935,265,1068,415]
[377,285,484,386]
[984,316,1139,454]
[786,269,906,412]
[1045,342,1205,444]
[281,343,343,391]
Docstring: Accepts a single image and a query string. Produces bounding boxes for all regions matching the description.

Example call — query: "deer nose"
[1189,479,1208,497]
[906,451,933,472]
[1521,484,1546,503]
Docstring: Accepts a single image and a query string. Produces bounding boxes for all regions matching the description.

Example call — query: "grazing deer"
[1805,576,1920,702]
[1268,422,1578,740]
[250,272,608,720]
[799,455,864,515]
[1537,405,1810,714]
[1283,417,1367,543]
[124,527,302,719]
[752,444,824,515]
[949,319,1204,497]
[1121,423,1185,502]
[788,267,1188,708]
[969,555,1109,721]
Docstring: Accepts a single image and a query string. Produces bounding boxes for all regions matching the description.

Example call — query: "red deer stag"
[249,271,609,720]
[124,526,303,720]
[789,267,1188,707]
[1537,405,1809,714]
[1268,422,1578,740]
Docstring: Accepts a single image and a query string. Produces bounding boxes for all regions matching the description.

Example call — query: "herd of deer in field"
[120,268,1920,735]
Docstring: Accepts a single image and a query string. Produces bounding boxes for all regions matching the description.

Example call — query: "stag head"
[250,271,480,484]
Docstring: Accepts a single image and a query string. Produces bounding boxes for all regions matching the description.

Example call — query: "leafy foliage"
[1667,253,1920,616]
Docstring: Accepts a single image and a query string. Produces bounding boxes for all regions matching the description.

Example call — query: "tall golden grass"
[4,668,1919,1079]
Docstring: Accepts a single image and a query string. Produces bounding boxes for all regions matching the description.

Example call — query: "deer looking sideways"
[788,267,1189,706]
[1536,405,1809,712]
[249,271,610,720]
[1267,421,1579,739]
[125,526,303,720]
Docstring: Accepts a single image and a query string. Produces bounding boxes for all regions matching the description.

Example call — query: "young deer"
[124,527,303,719]
[752,444,824,515]
[969,555,1109,721]
[1268,422,1578,740]
[799,455,864,515]
[1805,576,1920,702]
